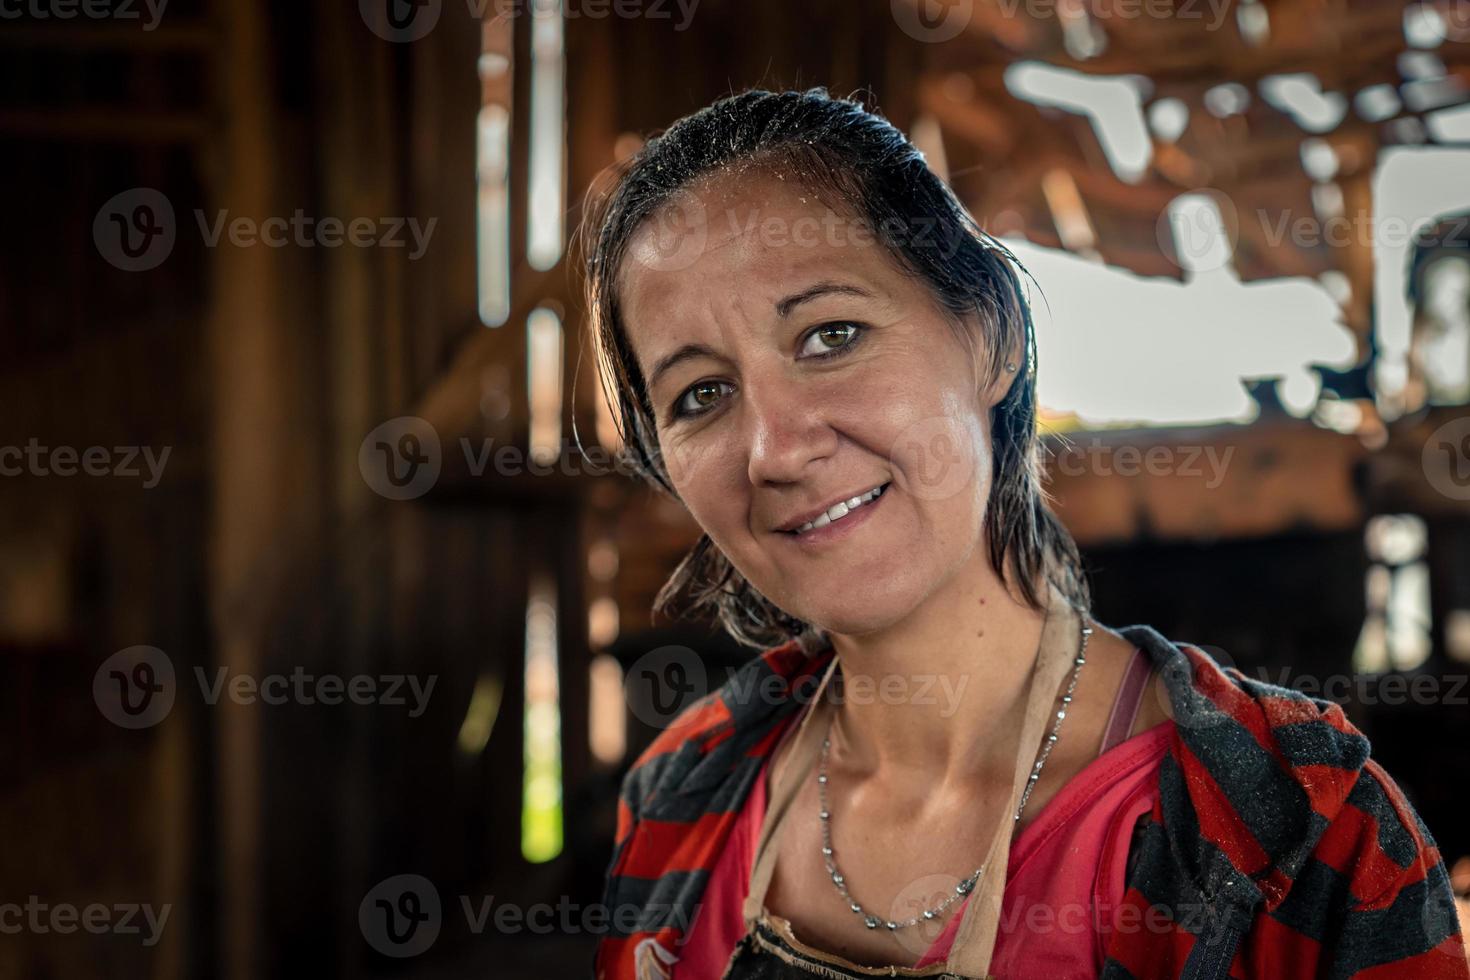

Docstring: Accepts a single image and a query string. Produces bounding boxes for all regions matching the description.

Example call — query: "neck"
[822,552,1054,790]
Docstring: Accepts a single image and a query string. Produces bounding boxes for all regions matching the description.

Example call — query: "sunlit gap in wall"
[477,15,513,325]
[457,673,504,757]
[586,538,626,766]
[1005,227,1353,429]
[1005,62,1151,183]
[527,306,564,464]
[589,654,627,767]
[522,575,563,863]
[527,0,566,271]
[477,103,512,326]
[1002,144,1470,429]
[1355,515,1432,673]
[1373,148,1470,404]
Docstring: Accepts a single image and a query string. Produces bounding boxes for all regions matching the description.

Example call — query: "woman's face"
[618,172,1014,636]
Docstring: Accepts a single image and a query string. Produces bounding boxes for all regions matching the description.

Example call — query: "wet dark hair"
[580,87,1089,650]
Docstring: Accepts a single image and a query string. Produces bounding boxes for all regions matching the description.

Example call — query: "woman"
[584,88,1469,979]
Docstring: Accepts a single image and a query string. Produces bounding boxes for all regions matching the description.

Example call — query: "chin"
[787,587,921,639]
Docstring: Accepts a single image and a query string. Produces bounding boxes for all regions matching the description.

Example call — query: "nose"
[742,374,837,488]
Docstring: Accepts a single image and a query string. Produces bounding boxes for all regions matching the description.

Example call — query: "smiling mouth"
[785,482,890,536]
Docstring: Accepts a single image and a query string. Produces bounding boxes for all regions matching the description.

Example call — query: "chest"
[755,728,1109,969]
[760,772,1007,968]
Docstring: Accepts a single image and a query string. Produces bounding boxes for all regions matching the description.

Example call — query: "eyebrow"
[775,281,872,318]
[646,342,721,395]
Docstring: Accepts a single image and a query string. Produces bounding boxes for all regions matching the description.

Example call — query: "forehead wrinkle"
[620,174,926,380]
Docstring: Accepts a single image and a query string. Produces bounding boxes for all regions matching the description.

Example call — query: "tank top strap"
[1097,645,1151,758]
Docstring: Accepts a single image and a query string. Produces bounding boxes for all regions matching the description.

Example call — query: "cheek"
[659,429,748,539]
[657,429,702,490]
[885,408,989,505]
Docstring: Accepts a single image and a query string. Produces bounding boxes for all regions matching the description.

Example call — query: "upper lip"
[772,482,888,533]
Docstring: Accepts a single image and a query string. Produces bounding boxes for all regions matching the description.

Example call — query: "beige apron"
[732,585,1084,979]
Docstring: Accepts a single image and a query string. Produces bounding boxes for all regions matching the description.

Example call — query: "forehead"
[616,172,912,349]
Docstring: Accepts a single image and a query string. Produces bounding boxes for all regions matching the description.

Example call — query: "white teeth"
[793,483,888,535]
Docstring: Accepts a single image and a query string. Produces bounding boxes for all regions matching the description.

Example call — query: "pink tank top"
[678,646,1173,978]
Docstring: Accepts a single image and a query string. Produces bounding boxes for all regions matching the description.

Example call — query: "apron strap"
[743,652,840,926]
[945,586,1082,977]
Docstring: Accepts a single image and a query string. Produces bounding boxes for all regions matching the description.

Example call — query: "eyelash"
[668,321,867,421]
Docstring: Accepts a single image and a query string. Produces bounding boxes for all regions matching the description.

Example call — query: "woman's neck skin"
[822,550,1049,795]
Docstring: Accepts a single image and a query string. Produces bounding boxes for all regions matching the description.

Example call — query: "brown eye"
[674,380,732,418]
[800,321,863,357]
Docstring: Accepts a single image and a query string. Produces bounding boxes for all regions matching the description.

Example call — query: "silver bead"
[865,916,879,929]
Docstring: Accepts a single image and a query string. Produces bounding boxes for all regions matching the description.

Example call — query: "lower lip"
[781,486,889,547]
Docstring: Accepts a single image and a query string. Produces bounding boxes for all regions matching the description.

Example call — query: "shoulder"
[1118,627,1467,963]
[616,640,832,832]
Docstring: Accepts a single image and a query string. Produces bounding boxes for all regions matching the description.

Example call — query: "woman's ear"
[982,332,1024,409]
